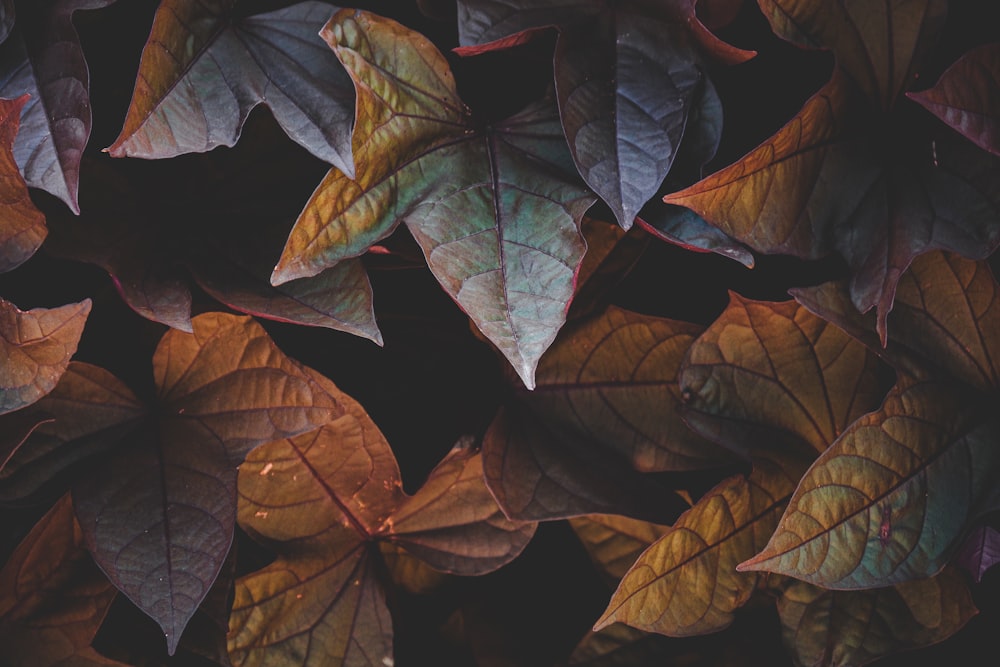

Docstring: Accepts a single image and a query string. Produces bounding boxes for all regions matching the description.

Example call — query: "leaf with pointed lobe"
[0,297,91,415]
[0,494,127,667]
[738,378,1000,588]
[908,43,1000,156]
[954,524,1000,582]
[107,0,355,176]
[273,9,594,389]
[569,514,669,582]
[679,294,884,457]
[775,568,977,667]
[0,94,45,272]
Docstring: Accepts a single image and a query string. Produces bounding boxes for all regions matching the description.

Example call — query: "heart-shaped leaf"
[0,0,116,212]
[0,94,45,272]
[739,378,1000,588]
[456,0,751,229]
[775,568,976,667]
[0,297,91,415]
[0,494,126,667]
[908,42,1000,156]
[107,0,355,176]
[273,9,595,389]
[954,523,1000,582]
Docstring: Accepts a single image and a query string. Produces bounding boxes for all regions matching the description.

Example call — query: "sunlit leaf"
[273,9,594,389]
[0,0,116,212]
[70,313,339,655]
[954,523,1000,582]
[569,514,669,582]
[107,0,355,176]
[739,378,1000,588]
[0,494,126,666]
[775,568,977,667]
[0,297,91,415]
[0,94,45,272]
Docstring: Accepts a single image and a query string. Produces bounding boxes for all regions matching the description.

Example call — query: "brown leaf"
[0,95,45,271]
[569,514,669,582]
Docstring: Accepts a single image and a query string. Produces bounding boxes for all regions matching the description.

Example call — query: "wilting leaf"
[107,0,355,176]
[739,378,1000,588]
[0,297,91,415]
[0,0,116,212]
[273,10,594,389]
[65,313,339,655]
[757,0,947,109]
[908,42,1000,156]
[776,568,977,667]
[0,494,126,667]
[679,293,884,457]
[482,404,689,523]
[457,0,750,229]
[596,454,804,636]
[0,94,45,272]
[954,524,1000,582]
[569,514,669,582]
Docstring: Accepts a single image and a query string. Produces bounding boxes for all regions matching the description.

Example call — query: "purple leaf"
[954,523,1000,582]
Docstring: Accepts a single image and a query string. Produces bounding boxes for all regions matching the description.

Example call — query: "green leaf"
[0,95,45,272]
[0,297,91,415]
[739,378,1000,588]
[272,9,595,389]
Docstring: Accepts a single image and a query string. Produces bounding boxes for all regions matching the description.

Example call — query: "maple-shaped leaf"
[954,523,1000,582]
[272,9,595,389]
[107,0,355,177]
[775,568,976,667]
[666,1,1000,338]
[739,378,1000,588]
[455,0,752,229]
[0,494,127,667]
[0,296,90,415]
[0,94,45,272]
[908,42,1000,156]
[230,387,534,666]
[0,0,116,212]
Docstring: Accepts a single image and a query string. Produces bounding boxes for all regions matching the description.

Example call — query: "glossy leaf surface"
[0,297,90,415]
[273,9,594,389]
[0,0,115,212]
[0,94,45,271]
[108,0,355,176]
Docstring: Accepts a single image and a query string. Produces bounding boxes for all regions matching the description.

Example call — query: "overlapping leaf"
[666,1,1000,337]
[739,378,1000,588]
[456,0,751,229]
[0,0,115,212]
[954,524,1000,582]
[108,0,355,176]
[0,494,126,667]
[0,296,90,415]
[569,514,670,583]
[0,94,45,272]
[775,568,976,667]
[231,388,534,666]
[908,42,1000,156]
[272,9,595,389]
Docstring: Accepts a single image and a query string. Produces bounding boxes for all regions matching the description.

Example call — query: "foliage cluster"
[1,0,998,665]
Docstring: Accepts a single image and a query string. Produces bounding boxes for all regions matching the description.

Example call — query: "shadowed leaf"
[954,524,1000,582]
[0,94,45,271]
[739,378,1000,588]
[378,541,448,595]
[0,297,91,415]
[0,1,12,44]
[273,9,594,389]
[569,514,669,582]
[775,568,977,667]
[0,494,126,666]
[107,0,355,176]
[0,0,116,212]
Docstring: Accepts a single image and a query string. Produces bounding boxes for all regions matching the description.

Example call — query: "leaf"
[954,523,1000,582]
[0,297,91,415]
[908,43,1000,156]
[569,514,669,582]
[0,1,13,44]
[69,313,340,655]
[595,454,804,636]
[739,378,1000,588]
[273,9,595,389]
[0,94,45,272]
[456,0,751,229]
[107,0,355,177]
[0,0,116,212]
[678,293,884,457]
[757,0,947,109]
[775,568,977,667]
[638,205,754,268]
[0,494,127,667]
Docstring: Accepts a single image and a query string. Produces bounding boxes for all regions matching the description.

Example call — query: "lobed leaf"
[0,94,45,271]
[107,0,355,176]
